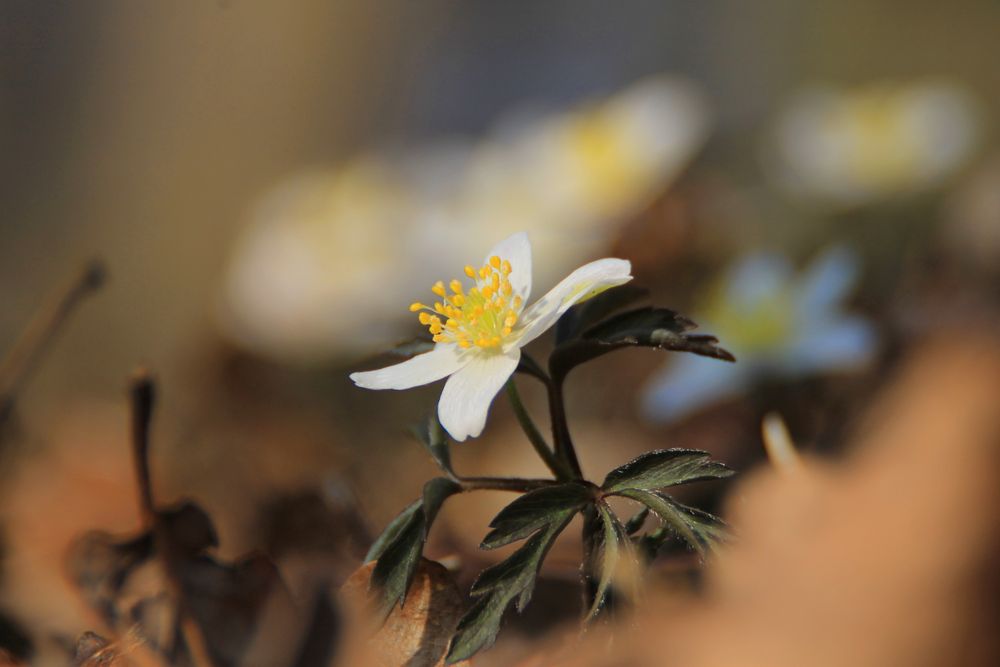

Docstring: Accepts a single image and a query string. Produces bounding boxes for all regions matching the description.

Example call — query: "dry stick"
[128,371,217,667]
[0,259,106,426]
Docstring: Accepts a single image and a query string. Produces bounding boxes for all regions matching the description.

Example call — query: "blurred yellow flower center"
[409,255,523,350]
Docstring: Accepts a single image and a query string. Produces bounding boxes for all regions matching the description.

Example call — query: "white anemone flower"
[769,82,981,205]
[350,232,632,441]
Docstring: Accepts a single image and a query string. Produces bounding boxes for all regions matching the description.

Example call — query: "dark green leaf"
[410,415,454,476]
[587,502,629,620]
[367,479,461,619]
[615,488,728,556]
[369,507,425,617]
[601,449,734,494]
[422,477,462,539]
[623,506,650,536]
[555,283,650,344]
[549,307,734,382]
[447,516,574,664]
[386,336,435,358]
[365,500,422,563]
[480,483,594,550]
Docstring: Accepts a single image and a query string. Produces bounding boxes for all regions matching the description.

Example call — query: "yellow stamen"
[413,253,526,349]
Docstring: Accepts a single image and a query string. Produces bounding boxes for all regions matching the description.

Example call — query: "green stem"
[459,477,560,493]
[505,378,573,480]
[547,379,583,479]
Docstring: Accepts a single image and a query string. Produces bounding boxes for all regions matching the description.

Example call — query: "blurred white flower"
[641,246,876,423]
[768,82,982,205]
[351,232,631,441]
[219,76,708,361]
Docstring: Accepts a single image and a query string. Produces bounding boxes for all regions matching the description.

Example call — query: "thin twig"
[127,371,217,667]
[0,259,106,426]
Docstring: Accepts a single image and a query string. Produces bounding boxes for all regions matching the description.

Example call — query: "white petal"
[350,344,465,390]
[437,350,520,441]
[514,258,632,347]
[483,231,532,302]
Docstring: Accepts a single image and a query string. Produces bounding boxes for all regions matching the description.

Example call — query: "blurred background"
[2,1,999,665]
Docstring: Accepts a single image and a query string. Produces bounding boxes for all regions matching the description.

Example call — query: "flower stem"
[547,379,583,479]
[505,378,573,480]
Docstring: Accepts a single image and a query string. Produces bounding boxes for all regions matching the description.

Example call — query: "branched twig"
[128,371,217,667]
[0,259,106,427]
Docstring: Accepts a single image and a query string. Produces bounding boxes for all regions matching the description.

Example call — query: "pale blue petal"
[783,316,876,375]
[795,245,859,318]
[641,355,750,423]
[724,252,793,308]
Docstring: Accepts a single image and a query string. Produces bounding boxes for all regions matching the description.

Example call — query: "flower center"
[410,255,523,350]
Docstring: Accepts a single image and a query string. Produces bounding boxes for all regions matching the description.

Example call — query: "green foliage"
[601,449,734,494]
[555,283,650,344]
[367,478,462,618]
[549,305,735,382]
[615,488,728,557]
[480,483,594,549]
[587,502,630,620]
[410,414,455,478]
[447,507,578,664]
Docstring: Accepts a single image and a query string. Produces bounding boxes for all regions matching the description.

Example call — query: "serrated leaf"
[365,500,422,563]
[422,477,462,539]
[411,415,454,476]
[587,502,629,620]
[601,448,734,494]
[367,479,461,618]
[447,516,574,664]
[480,483,594,550]
[623,506,650,536]
[549,307,734,382]
[615,488,728,556]
[369,507,425,618]
[555,283,650,345]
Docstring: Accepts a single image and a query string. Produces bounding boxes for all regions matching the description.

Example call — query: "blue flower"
[640,246,876,422]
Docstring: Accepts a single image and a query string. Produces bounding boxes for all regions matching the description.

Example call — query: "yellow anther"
[502,326,512,336]
[501,280,512,296]
[478,267,488,280]
[464,265,477,278]
[476,338,490,348]
[449,279,463,294]
[432,281,446,297]
[409,302,425,312]
[513,295,523,308]
[434,303,446,314]
[446,319,458,328]
[482,286,494,299]
[490,336,501,347]
[489,256,501,269]
[458,340,471,348]
[491,273,500,290]
[433,334,448,343]
[451,294,465,306]
[418,312,431,325]
[473,306,484,317]
[501,260,512,275]
[505,314,517,327]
